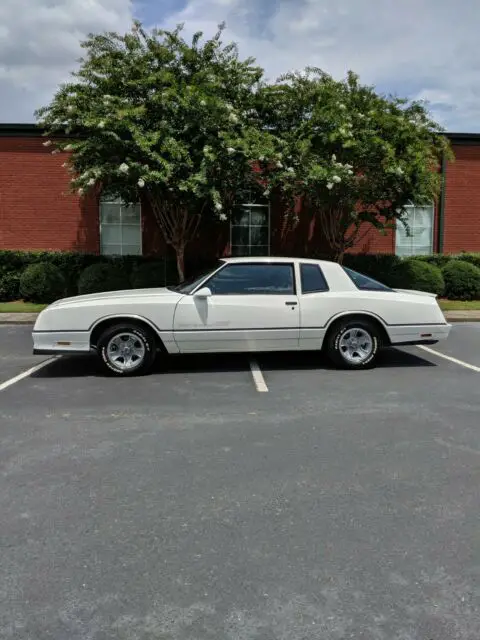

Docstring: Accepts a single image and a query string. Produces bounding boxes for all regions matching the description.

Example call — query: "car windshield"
[343,267,392,292]
[168,262,224,294]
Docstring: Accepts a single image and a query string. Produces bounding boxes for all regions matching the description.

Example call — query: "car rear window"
[343,267,392,292]
[300,263,329,293]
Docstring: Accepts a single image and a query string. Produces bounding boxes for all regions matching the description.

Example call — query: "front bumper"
[32,330,91,355]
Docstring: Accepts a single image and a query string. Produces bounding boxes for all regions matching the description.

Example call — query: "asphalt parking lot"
[1,323,480,640]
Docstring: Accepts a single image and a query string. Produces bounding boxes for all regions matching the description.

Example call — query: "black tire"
[97,323,156,376]
[325,318,380,370]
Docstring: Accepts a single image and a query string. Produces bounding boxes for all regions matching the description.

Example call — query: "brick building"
[1,125,479,260]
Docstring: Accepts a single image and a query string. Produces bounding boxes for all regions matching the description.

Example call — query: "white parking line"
[0,358,57,393]
[249,359,269,392]
[417,346,480,373]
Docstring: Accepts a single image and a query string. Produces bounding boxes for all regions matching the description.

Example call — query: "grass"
[438,299,480,311]
[0,301,48,313]
[1,299,480,313]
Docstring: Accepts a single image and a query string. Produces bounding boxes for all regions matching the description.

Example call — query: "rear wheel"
[97,323,156,376]
[325,319,380,369]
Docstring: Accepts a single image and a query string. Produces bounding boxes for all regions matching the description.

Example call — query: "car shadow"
[31,347,436,379]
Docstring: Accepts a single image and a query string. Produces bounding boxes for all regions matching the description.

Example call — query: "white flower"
[78,188,84,196]
[67,105,75,113]
[43,140,52,147]
[263,190,270,197]
[326,182,334,190]
[64,144,73,151]
[396,166,404,176]
[259,156,265,162]
[62,162,68,168]
[227,147,236,155]
[287,167,295,173]
[339,103,346,110]
[332,175,341,183]
[276,161,283,168]
[51,149,60,155]
[87,178,96,186]
[98,121,105,129]
[331,154,336,162]
[229,113,239,124]
[119,163,129,174]
[347,169,354,176]
[219,213,227,221]
[225,103,234,111]
[215,202,223,212]
[137,178,145,188]
[200,100,207,106]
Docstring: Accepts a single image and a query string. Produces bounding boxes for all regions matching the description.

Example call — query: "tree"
[36,23,277,280]
[256,69,452,261]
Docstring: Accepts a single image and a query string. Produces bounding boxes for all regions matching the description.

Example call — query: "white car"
[32,257,451,375]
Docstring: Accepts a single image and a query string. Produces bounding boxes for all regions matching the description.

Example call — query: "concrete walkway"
[1,311,480,325]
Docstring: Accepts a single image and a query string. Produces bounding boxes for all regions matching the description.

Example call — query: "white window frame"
[230,202,271,257]
[396,203,434,257]
[99,196,143,256]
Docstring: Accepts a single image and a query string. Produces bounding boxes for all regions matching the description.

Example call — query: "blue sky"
[1,0,479,131]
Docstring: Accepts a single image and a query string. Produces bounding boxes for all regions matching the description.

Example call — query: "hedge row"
[1,250,480,303]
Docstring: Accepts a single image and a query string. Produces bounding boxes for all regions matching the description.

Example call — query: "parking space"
[1,323,480,639]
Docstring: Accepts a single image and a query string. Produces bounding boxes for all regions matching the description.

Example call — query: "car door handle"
[285,301,298,306]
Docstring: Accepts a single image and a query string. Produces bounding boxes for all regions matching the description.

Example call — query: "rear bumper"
[387,323,451,345]
[32,330,91,354]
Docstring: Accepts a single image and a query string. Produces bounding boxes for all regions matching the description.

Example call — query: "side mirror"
[194,286,212,299]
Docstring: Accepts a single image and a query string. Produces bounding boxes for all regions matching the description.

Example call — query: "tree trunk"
[175,245,186,283]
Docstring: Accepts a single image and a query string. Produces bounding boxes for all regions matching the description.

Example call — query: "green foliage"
[342,254,402,287]
[78,263,129,295]
[130,261,167,288]
[35,22,277,279]
[407,254,452,269]
[0,272,21,302]
[256,69,452,258]
[19,263,66,303]
[442,260,480,300]
[390,259,445,295]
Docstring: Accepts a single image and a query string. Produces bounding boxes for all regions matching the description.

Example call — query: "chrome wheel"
[106,332,146,371]
[338,327,373,365]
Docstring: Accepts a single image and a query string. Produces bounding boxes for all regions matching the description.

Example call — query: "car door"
[173,262,300,352]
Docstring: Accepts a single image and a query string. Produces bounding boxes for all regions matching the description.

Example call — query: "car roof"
[222,256,335,267]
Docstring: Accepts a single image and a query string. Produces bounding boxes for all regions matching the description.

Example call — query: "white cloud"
[1,0,478,131]
[157,0,480,132]
[0,0,134,122]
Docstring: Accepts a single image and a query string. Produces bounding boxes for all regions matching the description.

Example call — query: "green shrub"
[0,272,21,301]
[343,254,402,287]
[78,263,129,295]
[456,253,480,270]
[130,261,167,289]
[411,254,453,269]
[442,260,480,300]
[19,262,66,303]
[391,259,445,295]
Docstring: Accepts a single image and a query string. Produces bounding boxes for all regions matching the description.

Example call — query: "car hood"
[49,287,182,308]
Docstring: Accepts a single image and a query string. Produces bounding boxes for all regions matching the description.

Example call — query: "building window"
[230,203,270,257]
[99,197,142,255]
[396,204,434,256]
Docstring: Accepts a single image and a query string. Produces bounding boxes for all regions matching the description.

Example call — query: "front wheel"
[97,323,156,376]
[325,319,380,370]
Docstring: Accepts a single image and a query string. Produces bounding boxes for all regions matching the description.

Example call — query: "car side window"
[343,267,392,292]
[300,263,329,293]
[206,264,295,295]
